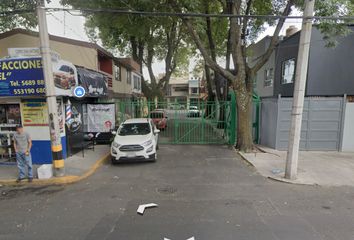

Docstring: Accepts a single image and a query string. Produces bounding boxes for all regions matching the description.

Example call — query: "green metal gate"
[114,91,260,145]
[115,98,236,145]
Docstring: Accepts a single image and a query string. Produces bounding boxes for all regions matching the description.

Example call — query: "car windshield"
[189,106,198,110]
[149,112,164,119]
[118,123,151,136]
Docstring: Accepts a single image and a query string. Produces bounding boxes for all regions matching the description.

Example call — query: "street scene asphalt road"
[1,145,354,240]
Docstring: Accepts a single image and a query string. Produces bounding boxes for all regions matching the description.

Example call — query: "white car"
[111,118,160,163]
[187,106,200,117]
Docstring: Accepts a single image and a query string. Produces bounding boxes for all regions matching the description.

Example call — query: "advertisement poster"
[21,100,48,126]
[0,57,78,97]
[21,99,64,132]
[87,104,115,132]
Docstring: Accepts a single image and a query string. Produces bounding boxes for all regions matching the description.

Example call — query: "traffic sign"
[73,86,86,98]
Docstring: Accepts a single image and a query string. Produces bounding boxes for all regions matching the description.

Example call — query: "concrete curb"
[237,151,255,167]
[267,176,318,186]
[0,153,110,186]
[236,150,318,186]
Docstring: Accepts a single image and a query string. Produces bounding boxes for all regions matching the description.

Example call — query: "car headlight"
[146,145,154,153]
[112,142,120,148]
[142,140,152,147]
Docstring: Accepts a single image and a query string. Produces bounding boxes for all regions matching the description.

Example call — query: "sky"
[45,0,302,80]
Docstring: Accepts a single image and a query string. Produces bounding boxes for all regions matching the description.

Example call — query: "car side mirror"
[154,129,160,134]
[111,131,117,135]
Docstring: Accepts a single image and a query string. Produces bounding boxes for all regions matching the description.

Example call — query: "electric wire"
[1,8,354,22]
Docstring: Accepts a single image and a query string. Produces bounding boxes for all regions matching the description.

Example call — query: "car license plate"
[127,152,136,158]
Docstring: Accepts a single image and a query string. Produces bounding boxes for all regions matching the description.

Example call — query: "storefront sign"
[21,100,48,126]
[0,57,78,97]
[21,99,64,132]
[8,48,61,62]
[87,104,115,132]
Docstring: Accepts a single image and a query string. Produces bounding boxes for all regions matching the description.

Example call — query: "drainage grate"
[157,186,177,195]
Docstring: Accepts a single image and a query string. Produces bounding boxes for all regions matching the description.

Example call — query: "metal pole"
[285,0,315,180]
[37,0,65,176]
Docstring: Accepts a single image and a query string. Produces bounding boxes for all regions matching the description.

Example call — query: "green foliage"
[0,0,37,33]
[62,0,191,78]
[312,0,354,47]
[62,0,154,54]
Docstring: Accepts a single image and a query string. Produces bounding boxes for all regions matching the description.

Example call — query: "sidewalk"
[0,145,110,185]
[240,146,354,187]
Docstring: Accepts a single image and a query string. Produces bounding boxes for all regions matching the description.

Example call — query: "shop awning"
[76,67,108,97]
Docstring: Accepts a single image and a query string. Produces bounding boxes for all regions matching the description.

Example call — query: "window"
[149,112,164,119]
[174,87,188,92]
[133,75,141,90]
[191,87,198,94]
[127,70,131,84]
[281,58,295,84]
[0,104,21,124]
[264,68,274,87]
[114,65,121,81]
[59,65,75,75]
[59,65,69,72]
[118,123,151,136]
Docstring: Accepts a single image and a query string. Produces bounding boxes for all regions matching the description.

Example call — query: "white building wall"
[170,84,188,97]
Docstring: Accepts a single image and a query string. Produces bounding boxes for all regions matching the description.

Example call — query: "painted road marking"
[164,237,195,240]
[137,203,158,215]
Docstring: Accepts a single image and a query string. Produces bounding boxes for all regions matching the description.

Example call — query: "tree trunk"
[137,40,144,74]
[236,89,253,152]
[204,64,215,117]
[205,66,213,93]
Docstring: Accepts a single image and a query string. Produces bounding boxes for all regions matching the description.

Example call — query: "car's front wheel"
[111,157,117,164]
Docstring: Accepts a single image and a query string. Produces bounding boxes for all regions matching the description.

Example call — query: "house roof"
[0,28,142,74]
[114,57,140,73]
[113,57,131,70]
[278,31,301,45]
[0,28,113,58]
[169,76,189,85]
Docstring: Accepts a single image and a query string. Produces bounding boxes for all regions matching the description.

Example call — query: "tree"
[171,0,354,152]
[62,0,190,100]
[0,0,37,33]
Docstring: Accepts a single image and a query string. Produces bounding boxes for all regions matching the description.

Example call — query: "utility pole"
[285,0,315,180]
[37,0,65,177]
